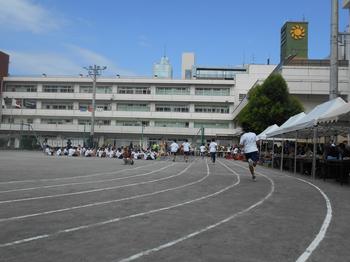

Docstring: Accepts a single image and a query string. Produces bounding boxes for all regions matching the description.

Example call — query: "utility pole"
[83,65,106,148]
[330,0,339,100]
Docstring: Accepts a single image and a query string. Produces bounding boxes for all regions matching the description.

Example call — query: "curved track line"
[0,164,175,204]
[117,160,274,262]
[0,162,201,222]
[0,159,241,248]
[0,162,159,185]
[0,163,179,194]
[230,160,333,262]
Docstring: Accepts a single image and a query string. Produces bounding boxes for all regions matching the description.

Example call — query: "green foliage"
[237,73,304,134]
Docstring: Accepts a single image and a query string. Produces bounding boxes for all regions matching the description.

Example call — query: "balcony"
[0,123,234,136]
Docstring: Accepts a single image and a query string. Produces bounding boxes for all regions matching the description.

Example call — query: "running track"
[0,151,349,262]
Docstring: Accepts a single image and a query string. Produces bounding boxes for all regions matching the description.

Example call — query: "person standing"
[170,139,179,162]
[209,139,218,163]
[182,139,191,162]
[239,124,259,181]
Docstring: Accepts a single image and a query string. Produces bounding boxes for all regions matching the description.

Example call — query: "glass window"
[117,103,150,112]
[42,103,73,110]
[115,121,150,126]
[43,85,74,93]
[194,122,229,128]
[195,87,230,96]
[154,121,189,128]
[194,105,229,114]
[117,86,151,94]
[155,104,189,113]
[5,84,37,92]
[155,87,190,95]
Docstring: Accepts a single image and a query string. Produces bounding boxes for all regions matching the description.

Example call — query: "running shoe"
[252,175,256,181]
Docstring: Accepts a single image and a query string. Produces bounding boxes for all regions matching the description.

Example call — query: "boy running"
[239,124,259,181]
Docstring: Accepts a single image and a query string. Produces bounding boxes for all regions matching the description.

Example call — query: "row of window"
[4,117,230,129]
[5,101,230,113]
[4,84,231,96]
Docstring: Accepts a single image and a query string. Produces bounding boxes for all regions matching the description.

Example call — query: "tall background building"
[280,21,308,62]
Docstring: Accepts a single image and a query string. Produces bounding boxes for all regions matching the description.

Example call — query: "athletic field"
[0,151,349,262]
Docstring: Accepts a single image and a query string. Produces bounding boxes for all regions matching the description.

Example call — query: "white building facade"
[0,64,275,148]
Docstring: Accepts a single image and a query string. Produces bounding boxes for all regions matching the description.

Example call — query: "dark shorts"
[171,151,177,155]
[245,151,259,163]
[184,151,190,156]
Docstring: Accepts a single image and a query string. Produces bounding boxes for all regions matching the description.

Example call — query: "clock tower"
[280,21,308,63]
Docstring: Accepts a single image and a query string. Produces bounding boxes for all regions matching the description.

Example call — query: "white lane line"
[0,162,159,185]
[0,164,175,205]
[231,160,333,262]
[0,162,201,222]
[0,159,241,248]
[292,178,332,262]
[117,160,275,262]
[0,163,180,194]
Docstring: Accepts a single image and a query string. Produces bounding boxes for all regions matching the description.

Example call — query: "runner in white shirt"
[182,139,191,162]
[239,123,259,181]
[199,144,206,159]
[209,139,218,163]
[170,140,179,162]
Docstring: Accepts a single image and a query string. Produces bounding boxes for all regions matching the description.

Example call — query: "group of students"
[44,129,260,180]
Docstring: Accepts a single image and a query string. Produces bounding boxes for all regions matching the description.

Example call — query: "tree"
[237,73,304,134]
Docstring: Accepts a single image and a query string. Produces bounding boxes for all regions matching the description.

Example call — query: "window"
[115,121,150,126]
[117,86,151,94]
[117,103,150,112]
[195,87,230,96]
[41,118,73,124]
[43,85,74,93]
[155,104,189,113]
[95,120,111,126]
[23,99,37,109]
[155,87,190,95]
[79,86,112,94]
[194,122,229,128]
[154,121,189,128]
[42,103,73,110]
[239,93,246,101]
[194,105,229,114]
[5,84,37,92]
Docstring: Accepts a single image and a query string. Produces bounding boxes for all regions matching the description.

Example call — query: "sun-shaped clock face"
[290,25,305,40]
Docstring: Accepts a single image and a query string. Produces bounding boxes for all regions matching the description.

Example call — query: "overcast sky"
[0,0,349,78]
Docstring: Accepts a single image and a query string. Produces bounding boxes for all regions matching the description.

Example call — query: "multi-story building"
[0,64,275,148]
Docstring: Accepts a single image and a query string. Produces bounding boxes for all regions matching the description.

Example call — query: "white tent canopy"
[266,97,348,138]
[266,112,306,137]
[257,124,279,140]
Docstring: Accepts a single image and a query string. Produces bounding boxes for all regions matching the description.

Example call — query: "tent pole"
[312,127,318,179]
[280,137,284,172]
[294,131,298,175]
[272,138,275,169]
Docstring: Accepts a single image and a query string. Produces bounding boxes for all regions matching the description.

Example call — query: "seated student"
[68,147,76,157]
[63,147,69,156]
[45,146,52,156]
[56,147,62,156]
[123,146,134,165]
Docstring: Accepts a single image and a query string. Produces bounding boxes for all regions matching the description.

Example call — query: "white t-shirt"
[240,132,258,153]
[170,142,179,153]
[68,148,75,156]
[200,145,206,153]
[209,142,217,153]
[182,142,190,152]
